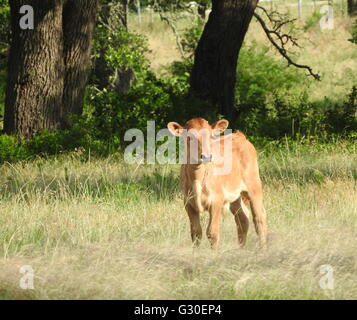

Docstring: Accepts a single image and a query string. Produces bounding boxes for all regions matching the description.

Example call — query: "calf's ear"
[212,120,229,136]
[167,122,184,136]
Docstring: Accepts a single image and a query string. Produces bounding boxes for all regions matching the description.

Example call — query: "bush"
[325,86,357,134]
[0,0,9,49]
[89,24,160,140]
[304,10,323,32]
[180,21,204,59]
[236,85,357,139]
[0,135,28,163]
[349,19,357,45]
[89,71,174,142]
[88,23,203,144]
[98,26,150,82]
[234,43,311,137]
[24,127,91,156]
[232,43,356,139]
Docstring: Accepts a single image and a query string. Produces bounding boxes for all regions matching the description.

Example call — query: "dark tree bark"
[4,0,65,137]
[62,0,98,128]
[4,0,99,136]
[190,0,258,122]
[348,0,357,16]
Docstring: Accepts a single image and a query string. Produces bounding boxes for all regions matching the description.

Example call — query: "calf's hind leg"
[246,182,267,248]
[230,193,250,247]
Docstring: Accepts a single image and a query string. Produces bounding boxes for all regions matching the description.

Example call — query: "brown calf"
[167,118,267,249]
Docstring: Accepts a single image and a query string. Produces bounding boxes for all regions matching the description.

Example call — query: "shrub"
[180,21,204,59]
[88,24,196,144]
[349,19,357,45]
[303,10,323,32]
[89,71,174,142]
[0,135,28,163]
[228,42,312,137]
[234,43,356,138]
[325,86,357,134]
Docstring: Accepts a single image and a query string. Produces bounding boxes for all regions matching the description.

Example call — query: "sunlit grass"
[0,140,356,299]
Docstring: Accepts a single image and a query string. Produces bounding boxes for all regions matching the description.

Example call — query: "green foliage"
[90,25,176,142]
[94,25,150,83]
[236,43,309,107]
[325,86,357,133]
[349,19,357,45]
[24,127,89,156]
[0,0,9,44]
[0,118,109,164]
[0,63,5,122]
[233,43,356,139]
[89,20,205,144]
[235,43,310,137]
[89,72,174,141]
[0,135,27,163]
[303,10,323,32]
[236,86,357,139]
[180,21,204,58]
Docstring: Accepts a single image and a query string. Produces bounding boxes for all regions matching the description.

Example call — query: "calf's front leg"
[185,202,202,247]
[207,201,223,249]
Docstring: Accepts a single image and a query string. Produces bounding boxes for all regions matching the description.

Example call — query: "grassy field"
[0,1,356,300]
[0,139,356,299]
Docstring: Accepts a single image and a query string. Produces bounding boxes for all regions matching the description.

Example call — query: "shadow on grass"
[0,166,181,203]
[0,282,36,300]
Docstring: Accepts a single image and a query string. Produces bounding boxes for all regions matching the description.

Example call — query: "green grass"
[0,139,356,299]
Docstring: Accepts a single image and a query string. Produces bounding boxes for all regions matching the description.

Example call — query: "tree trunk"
[4,0,99,136]
[4,0,65,137]
[190,0,258,122]
[348,0,357,16]
[62,0,98,128]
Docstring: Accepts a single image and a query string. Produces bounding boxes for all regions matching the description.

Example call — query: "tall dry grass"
[0,140,356,299]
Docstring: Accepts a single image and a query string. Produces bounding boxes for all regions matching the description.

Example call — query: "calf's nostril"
[201,154,212,163]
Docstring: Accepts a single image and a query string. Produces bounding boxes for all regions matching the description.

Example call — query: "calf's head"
[167,118,229,164]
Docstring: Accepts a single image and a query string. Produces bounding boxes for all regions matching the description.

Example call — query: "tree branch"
[254,10,320,80]
[158,12,186,59]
